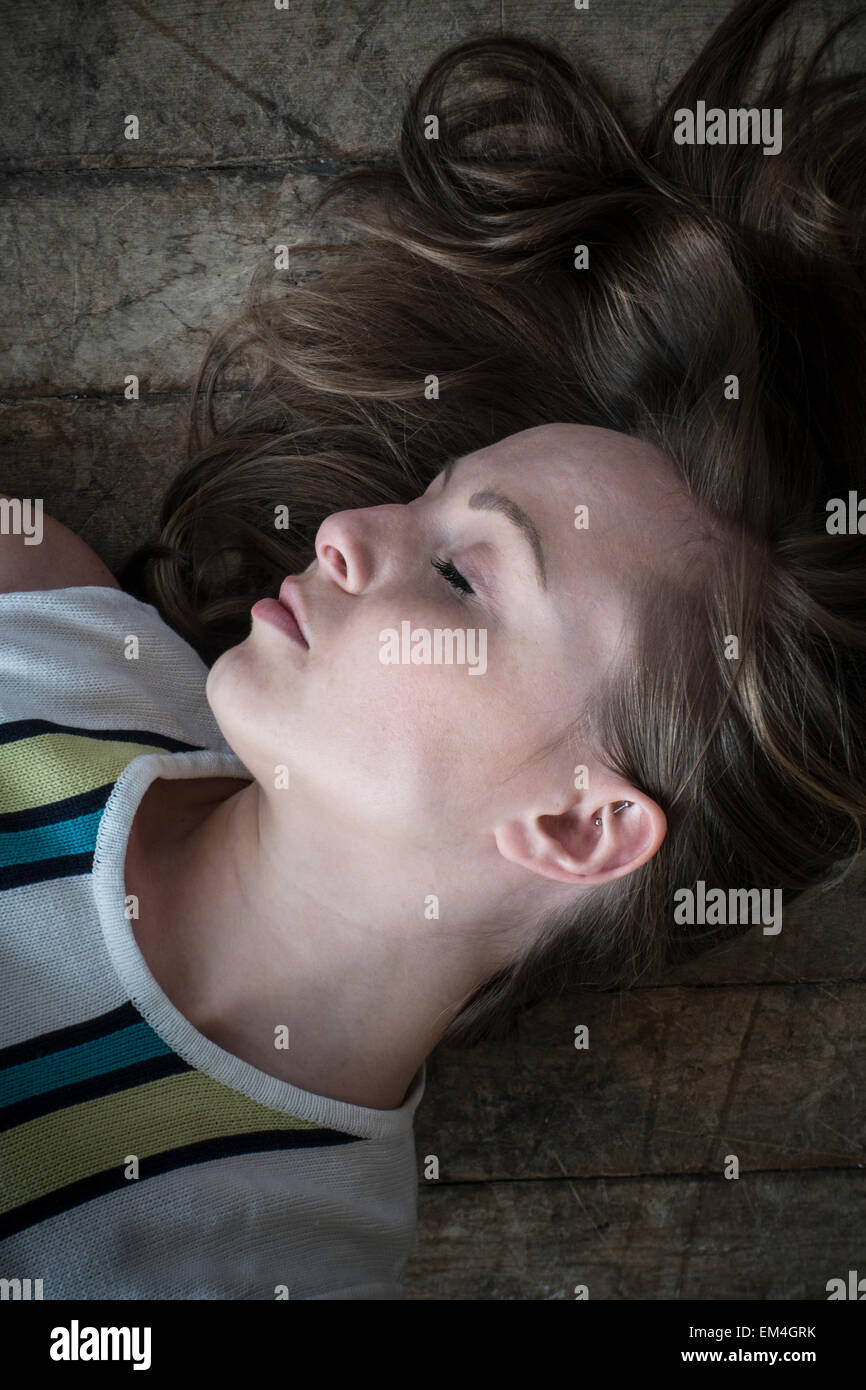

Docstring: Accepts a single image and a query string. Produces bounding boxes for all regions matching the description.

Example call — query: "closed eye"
[431,555,474,599]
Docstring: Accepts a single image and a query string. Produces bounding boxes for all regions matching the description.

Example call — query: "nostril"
[322,544,347,578]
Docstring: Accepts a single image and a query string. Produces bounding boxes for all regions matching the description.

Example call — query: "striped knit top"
[0,585,425,1300]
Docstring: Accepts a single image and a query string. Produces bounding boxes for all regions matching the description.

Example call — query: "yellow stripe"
[0,1070,323,1215]
[0,733,167,814]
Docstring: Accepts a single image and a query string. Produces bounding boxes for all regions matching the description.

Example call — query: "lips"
[277,578,310,649]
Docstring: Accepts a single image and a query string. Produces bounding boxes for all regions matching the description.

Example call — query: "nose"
[314,504,406,594]
[314,511,364,592]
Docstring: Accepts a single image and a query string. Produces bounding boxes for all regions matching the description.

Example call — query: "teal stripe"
[0,1023,175,1108]
[0,809,103,866]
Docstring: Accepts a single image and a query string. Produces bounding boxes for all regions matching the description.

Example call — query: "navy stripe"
[0,718,205,753]
[0,1003,142,1069]
[0,782,113,832]
[0,852,94,891]
[0,1053,192,1133]
[0,1129,363,1239]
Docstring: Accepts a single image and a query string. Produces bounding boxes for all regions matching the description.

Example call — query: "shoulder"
[0,495,120,594]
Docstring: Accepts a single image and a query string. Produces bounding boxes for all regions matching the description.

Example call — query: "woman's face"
[207,423,701,865]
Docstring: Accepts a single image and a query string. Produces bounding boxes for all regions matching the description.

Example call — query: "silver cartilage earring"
[595,800,632,827]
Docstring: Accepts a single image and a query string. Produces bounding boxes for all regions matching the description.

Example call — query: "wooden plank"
[2,0,497,169]
[4,0,859,173]
[405,1168,866,1298]
[0,395,240,569]
[1,170,340,395]
[650,853,866,986]
[417,980,866,1178]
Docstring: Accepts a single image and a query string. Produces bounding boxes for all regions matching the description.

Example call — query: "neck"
[127,773,516,1109]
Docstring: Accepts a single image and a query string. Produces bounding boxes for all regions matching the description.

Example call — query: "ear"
[493,788,667,884]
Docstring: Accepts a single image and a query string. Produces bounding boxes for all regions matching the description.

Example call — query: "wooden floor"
[2,0,864,1299]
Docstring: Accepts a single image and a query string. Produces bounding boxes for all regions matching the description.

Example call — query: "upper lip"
[277,578,310,648]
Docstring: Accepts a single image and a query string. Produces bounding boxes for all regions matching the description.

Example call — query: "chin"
[204,647,251,728]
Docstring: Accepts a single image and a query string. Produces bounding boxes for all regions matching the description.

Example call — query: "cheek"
[326,625,551,834]
[208,635,456,822]
[315,627,555,816]
[207,622,557,833]
[319,660,470,821]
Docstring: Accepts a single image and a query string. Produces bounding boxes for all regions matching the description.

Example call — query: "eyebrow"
[440,456,547,590]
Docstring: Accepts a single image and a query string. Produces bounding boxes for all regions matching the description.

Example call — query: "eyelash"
[431,554,475,599]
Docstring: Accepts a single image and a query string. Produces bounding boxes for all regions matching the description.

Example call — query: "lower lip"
[251,598,308,648]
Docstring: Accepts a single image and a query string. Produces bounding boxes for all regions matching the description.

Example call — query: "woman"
[1,0,864,1299]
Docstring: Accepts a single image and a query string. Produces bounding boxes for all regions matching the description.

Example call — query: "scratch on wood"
[118,0,343,157]
[675,988,765,1296]
[547,1149,614,1247]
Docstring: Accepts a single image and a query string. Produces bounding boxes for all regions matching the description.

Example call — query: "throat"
[123,773,415,1110]
[123,774,247,1030]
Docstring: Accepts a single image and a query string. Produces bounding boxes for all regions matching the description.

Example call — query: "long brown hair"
[119,0,866,1045]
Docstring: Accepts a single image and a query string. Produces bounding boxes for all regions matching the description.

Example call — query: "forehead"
[455,422,700,569]
[450,423,725,693]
